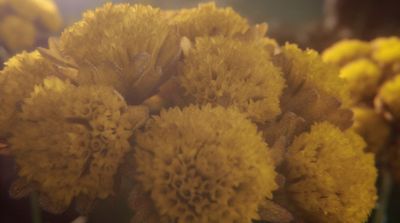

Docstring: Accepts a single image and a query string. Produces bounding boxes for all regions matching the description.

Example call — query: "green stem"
[30,193,42,223]
[373,169,392,223]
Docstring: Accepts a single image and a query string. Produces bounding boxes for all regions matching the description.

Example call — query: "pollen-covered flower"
[59,3,181,104]
[133,105,277,222]
[285,122,377,223]
[171,2,249,40]
[0,0,62,53]
[180,36,285,123]
[9,77,148,213]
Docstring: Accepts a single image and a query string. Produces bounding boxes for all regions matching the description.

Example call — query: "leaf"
[258,200,294,223]
[9,178,34,199]
[235,23,268,41]
[38,37,78,69]
[127,30,182,104]
[262,112,306,148]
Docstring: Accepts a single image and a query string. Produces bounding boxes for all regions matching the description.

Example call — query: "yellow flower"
[59,3,181,104]
[352,107,390,154]
[0,16,36,52]
[322,39,371,65]
[286,122,377,223]
[379,75,400,119]
[0,0,62,53]
[340,58,381,102]
[171,2,249,40]
[9,0,62,32]
[323,37,400,185]
[371,37,400,64]
[0,51,56,137]
[10,77,148,213]
[134,105,277,222]
[180,36,285,123]
[0,2,378,221]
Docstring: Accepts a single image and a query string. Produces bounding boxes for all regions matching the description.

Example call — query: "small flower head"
[322,40,371,65]
[172,2,249,40]
[0,51,56,137]
[352,107,390,154]
[0,15,36,52]
[378,75,400,119]
[10,77,148,213]
[285,122,377,223]
[8,0,62,32]
[371,37,400,64]
[339,58,381,102]
[59,3,181,103]
[134,105,277,222]
[0,0,62,52]
[180,36,285,123]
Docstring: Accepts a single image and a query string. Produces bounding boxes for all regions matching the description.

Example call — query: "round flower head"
[0,15,36,52]
[339,58,381,102]
[285,122,377,223]
[0,0,62,52]
[378,75,400,120]
[134,105,277,222]
[180,36,285,123]
[172,2,249,40]
[0,51,57,137]
[352,107,390,154]
[59,3,181,104]
[322,39,371,65]
[371,37,400,64]
[8,0,62,32]
[9,77,148,213]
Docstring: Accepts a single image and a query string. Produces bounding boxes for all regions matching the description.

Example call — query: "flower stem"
[30,192,42,223]
[373,169,392,223]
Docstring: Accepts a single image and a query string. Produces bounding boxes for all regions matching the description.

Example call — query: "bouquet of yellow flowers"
[0,3,377,223]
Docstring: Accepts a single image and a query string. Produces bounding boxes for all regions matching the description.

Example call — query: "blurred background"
[53,0,400,51]
[1,0,400,222]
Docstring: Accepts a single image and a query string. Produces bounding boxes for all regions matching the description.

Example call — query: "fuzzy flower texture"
[323,37,400,183]
[0,2,377,223]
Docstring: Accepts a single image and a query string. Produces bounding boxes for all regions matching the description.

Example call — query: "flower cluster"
[0,0,62,55]
[180,36,285,123]
[134,105,277,222]
[286,122,377,223]
[9,77,148,213]
[0,2,377,222]
[323,37,400,182]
